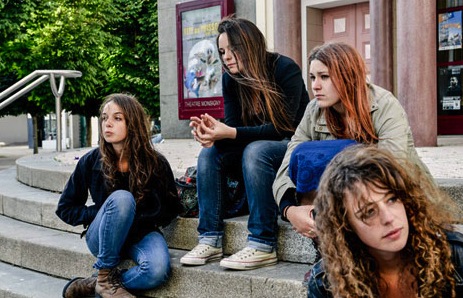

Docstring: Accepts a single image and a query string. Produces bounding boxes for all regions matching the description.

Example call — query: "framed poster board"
[176,0,234,120]
[438,66,463,114]
[438,11,462,51]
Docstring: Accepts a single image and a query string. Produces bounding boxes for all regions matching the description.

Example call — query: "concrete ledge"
[0,261,67,298]
[436,178,463,210]
[164,216,318,264]
[0,168,81,234]
[0,215,94,278]
[16,139,202,191]
[0,215,308,298]
[16,151,75,192]
[0,167,318,264]
[147,251,308,298]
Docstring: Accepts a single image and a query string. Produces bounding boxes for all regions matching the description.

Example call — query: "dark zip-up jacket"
[56,148,181,245]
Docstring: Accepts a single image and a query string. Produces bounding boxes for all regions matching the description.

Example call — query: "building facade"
[158,0,458,146]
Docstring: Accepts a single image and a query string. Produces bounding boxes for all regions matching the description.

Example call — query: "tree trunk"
[85,115,93,147]
[32,115,38,154]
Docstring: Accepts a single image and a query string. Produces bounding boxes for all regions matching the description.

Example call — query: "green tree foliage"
[0,0,160,147]
[105,0,160,118]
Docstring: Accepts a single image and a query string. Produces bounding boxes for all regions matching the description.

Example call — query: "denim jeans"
[86,190,171,290]
[197,140,289,252]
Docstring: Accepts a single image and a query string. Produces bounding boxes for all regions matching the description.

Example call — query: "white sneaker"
[219,247,277,270]
[180,244,223,265]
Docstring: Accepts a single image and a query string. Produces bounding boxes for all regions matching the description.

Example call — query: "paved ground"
[0,144,35,171]
[1,136,463,180]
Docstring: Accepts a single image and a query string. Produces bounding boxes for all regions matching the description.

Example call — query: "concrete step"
[14,147,463,210]
[0,261,68,298]
[0,167,318,264]
[0,167,81,235]
[14,144,195,192]
[0,214,309,298]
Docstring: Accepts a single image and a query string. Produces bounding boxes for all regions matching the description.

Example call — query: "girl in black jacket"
[57,93,181,298]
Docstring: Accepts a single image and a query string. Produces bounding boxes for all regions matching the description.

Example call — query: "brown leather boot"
[95,268,135,298]
[62,275,97,298]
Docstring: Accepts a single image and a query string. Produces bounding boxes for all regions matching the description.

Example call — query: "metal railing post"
[0,70,82,152]
[50,73,67,151]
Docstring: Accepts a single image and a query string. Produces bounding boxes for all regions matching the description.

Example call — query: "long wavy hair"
[98,93,164,203]
[314,145,460,297]
[216,15,293,132]
[309,42,377,143]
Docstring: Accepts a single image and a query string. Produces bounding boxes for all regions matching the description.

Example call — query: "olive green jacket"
[273,83,430,206]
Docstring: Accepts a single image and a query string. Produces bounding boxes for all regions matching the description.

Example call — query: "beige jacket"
[273,83,429,206]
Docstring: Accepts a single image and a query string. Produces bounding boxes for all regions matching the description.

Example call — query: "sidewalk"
[0,136,463,180]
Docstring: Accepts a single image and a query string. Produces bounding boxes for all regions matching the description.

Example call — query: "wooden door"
[323,2,371,72]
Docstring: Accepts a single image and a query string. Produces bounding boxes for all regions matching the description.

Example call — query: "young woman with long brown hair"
[57,94,181,298]
[180,16,309,270]
[308,145,463,297]
[273,42,429,239]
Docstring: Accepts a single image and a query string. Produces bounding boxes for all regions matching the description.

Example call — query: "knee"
[197,147,220,173]
[107,190,136,212]
[242,141,269,169]
[141,258,171,288]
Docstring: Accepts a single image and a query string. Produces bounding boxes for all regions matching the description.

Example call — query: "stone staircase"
[1,144,462,297]
[0,150,319,298]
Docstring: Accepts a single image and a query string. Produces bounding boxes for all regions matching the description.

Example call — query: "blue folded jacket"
[289,139,357,193]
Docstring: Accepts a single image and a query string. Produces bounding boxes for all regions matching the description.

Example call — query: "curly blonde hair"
[314,145,461,297]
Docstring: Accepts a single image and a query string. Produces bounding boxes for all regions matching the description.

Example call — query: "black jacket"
[307,230,463,297]
[56,148,181,245]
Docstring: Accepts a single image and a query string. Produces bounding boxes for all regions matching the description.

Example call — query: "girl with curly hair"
[308,145,463,297]
[57,94,181,298]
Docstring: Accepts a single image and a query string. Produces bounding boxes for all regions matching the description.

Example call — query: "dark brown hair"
[217,15,293,132]
[98,93,164,202]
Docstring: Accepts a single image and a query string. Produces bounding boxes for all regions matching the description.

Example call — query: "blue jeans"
[86,190,171,290]
[197,140,288,252]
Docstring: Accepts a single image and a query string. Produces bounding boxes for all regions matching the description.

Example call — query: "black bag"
[175,166,199,218]
[175,166,248,218]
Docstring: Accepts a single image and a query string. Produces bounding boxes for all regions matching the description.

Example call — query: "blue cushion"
[289,139,357,193]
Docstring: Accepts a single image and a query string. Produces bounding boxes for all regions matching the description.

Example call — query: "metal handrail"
[0,70,82,151]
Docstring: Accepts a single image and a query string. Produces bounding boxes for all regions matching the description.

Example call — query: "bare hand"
[287,205,317,238]
[194,113,236,145]
[190,116,214,147]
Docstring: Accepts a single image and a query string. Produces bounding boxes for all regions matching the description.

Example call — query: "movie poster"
[438,66,463,113]
[181,6,222,99]
[439,11,462,51]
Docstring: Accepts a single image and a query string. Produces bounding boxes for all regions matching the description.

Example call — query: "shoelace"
[108,268,125,294]
[232,247,256,259]
[191,244,211,254]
